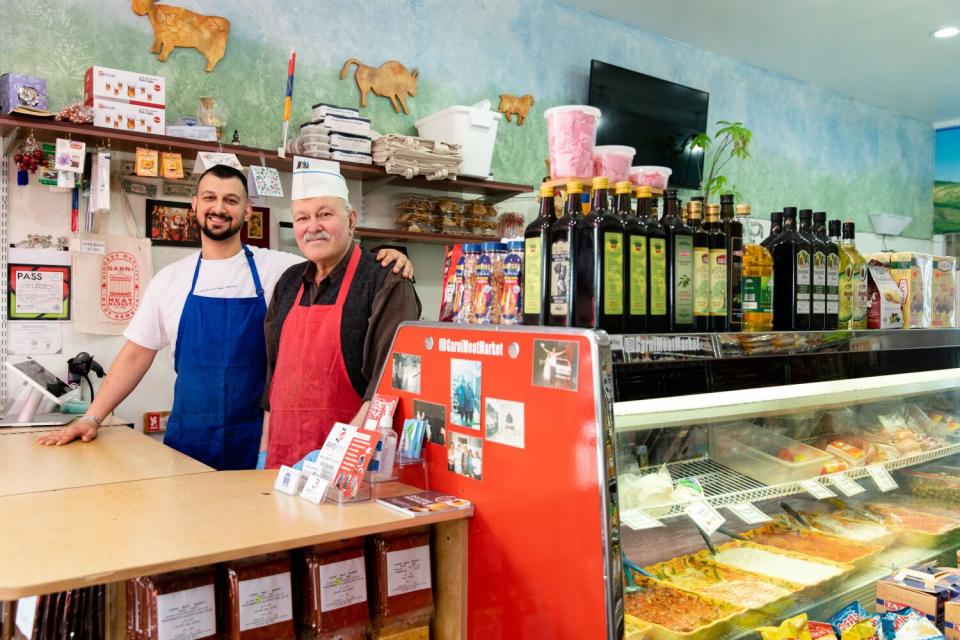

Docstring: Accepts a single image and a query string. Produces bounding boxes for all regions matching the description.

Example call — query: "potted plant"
[691,120,753,203]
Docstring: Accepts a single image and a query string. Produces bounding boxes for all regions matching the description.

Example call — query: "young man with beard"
[37,164,413,470]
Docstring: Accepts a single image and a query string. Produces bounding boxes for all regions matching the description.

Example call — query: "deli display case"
[376,324,960,639]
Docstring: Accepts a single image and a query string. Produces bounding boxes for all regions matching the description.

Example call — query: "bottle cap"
[464,243,482,252]
[799,208,813,220]
[736,204,751,215]
[635,185,652,198]
[706,203,721,215]
[813,211,827,222]
[614,180,632,194]
[828,219,842,236]
[506,240,524,251]
[482,241,506,252]
[842,220,856,238]
[566,181,583,194]
[771,211,783,222]
[539,184,555,198]
[592,176,609,189]
[783,206,798,217]
[720,194,734,204]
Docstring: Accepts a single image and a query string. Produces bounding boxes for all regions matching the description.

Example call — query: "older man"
[260,159,420,468]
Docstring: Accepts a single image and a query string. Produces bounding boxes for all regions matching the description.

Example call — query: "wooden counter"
[0,414,132,435]
[0,426,211,497]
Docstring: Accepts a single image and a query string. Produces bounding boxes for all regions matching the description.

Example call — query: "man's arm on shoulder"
[36,339,158,445]
[361,275,422,400]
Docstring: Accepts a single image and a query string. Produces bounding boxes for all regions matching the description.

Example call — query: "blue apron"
[164,246,267,470]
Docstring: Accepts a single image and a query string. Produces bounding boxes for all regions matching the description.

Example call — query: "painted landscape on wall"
[935,128,960,233]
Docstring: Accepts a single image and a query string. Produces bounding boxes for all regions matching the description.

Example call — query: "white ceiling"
[562,0,960,124]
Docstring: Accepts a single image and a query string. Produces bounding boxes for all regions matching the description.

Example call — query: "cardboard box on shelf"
[84,65,165,108]
[932,256,957,328]
[866,260,904,329]
[870,252,933,328]
[947,599,960,640]
[876,567,960,629]
[0,73,47,114]
[92,100,165,135]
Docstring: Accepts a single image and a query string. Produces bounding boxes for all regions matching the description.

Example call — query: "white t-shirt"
[124,246,304,357]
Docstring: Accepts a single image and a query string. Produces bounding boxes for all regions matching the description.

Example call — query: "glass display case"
[612,329,960,638]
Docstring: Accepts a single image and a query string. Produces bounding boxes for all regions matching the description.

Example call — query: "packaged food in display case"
[295,539,370,638]
[903,464,960,503]
[932,256,956,328]
[221,554,295,640]
[622,574,744,639]
[367,529,433,621]
[802,511,899,546]
[706,541,852,587]
[870,252,933,328]
[709,422,833,485]
[132,568,217,640]
[739,521,883,565]
[393,195,436,233]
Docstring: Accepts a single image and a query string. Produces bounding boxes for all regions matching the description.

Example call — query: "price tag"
[799,479,837,499]
[727,503,772,525]
[867,465,898,492]
[685,498,726,535]
[830,473,866,497]
[620,508,664,531]
[273,466,303,495]
[299,475,331,504]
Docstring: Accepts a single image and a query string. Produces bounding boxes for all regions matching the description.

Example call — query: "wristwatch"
[78,415,101,427]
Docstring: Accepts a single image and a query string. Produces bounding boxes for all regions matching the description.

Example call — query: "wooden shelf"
[0,114,533,200]
[279,222,502,245]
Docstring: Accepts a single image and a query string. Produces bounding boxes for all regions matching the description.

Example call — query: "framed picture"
[7,264,71,321]
[145,199,201,247]
[242,206,270,249]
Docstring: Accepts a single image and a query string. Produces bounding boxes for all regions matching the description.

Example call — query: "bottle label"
[549,239,571,317]
[796,250,811,314]
[709,249,727,317]
[523,238,542,315]
[603,232,624,316]
[501,257,522,324]
[629,235,647,316]
[452,261,465,318]
[473,258,493,323]
[813,250,827,314]
[839,260,854,324]
[827,252,840,314]
[742,275,774,313]
[693,246,710,317]
[729,238,744,327]
[649,238,667,316]
[853,263,869,323]
[674,235,694,324]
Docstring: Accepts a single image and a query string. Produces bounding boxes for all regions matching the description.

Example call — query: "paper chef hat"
[291,156,349,202]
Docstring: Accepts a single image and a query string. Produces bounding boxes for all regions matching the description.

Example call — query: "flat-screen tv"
[588,60,709,190]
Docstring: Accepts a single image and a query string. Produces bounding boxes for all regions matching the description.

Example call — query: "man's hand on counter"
[36,419,99,446]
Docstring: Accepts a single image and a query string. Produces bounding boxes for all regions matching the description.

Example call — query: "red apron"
[266,245,364,468]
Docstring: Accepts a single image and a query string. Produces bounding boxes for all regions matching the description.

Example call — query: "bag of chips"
[758,613,812,640]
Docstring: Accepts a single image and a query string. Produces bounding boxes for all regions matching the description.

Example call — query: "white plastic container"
[544,105,601,181]
[629,165,672,190]
[415,100,502,178]
[709,421,832,485]
[593,145,635,182]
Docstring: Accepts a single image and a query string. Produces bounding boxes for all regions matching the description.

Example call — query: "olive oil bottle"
[771,207,812,330]
[548,182,584,327]
[741,210,774,332]
[722,195,744,332]
[839,220,868,330]
[578,177,624,332]
[814,211,839,330]
[705,204,728,331]
[688,201,711,331]
[661,189,694,332]
[523,183,557,326]
[642,190,669,332]
[799,209,827,329]
[761,211,783,249]
[617,181,646,333]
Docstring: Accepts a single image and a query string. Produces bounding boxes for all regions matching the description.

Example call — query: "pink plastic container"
[592,145,635,182]
[544,105,601,180]
[629,165,672,190]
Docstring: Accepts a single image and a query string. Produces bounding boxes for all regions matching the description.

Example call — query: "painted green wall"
[1,0,934,237]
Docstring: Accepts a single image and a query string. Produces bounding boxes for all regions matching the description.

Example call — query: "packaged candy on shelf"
[295,539,370,638]
[545,105,601,180]
[221,554,295,640]
[592,145,635,183]
[368,529,433,621]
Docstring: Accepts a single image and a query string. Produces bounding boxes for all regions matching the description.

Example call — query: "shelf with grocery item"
[614,367,960,432]
[0,114,532,200]
[279,221,501,245]
[620,442,960,522]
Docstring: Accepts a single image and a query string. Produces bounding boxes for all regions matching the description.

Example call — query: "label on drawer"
[319,557,367,612]
[238,572,293,632]
[799,479,837,499]
[867,465,898,492]
[685,498,725,535]
[726,503,772,524]
[830,473,866,496]
[386,545,431,597]
[620,508,664,530]
[156,584,216,640]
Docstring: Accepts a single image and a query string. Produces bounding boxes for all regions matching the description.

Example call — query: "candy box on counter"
[0,73,47,114]
[932,256,957,328]
[876,566,960,628]
[870,252,933,328]
[947,598,960,639]
[84,65,165,108]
